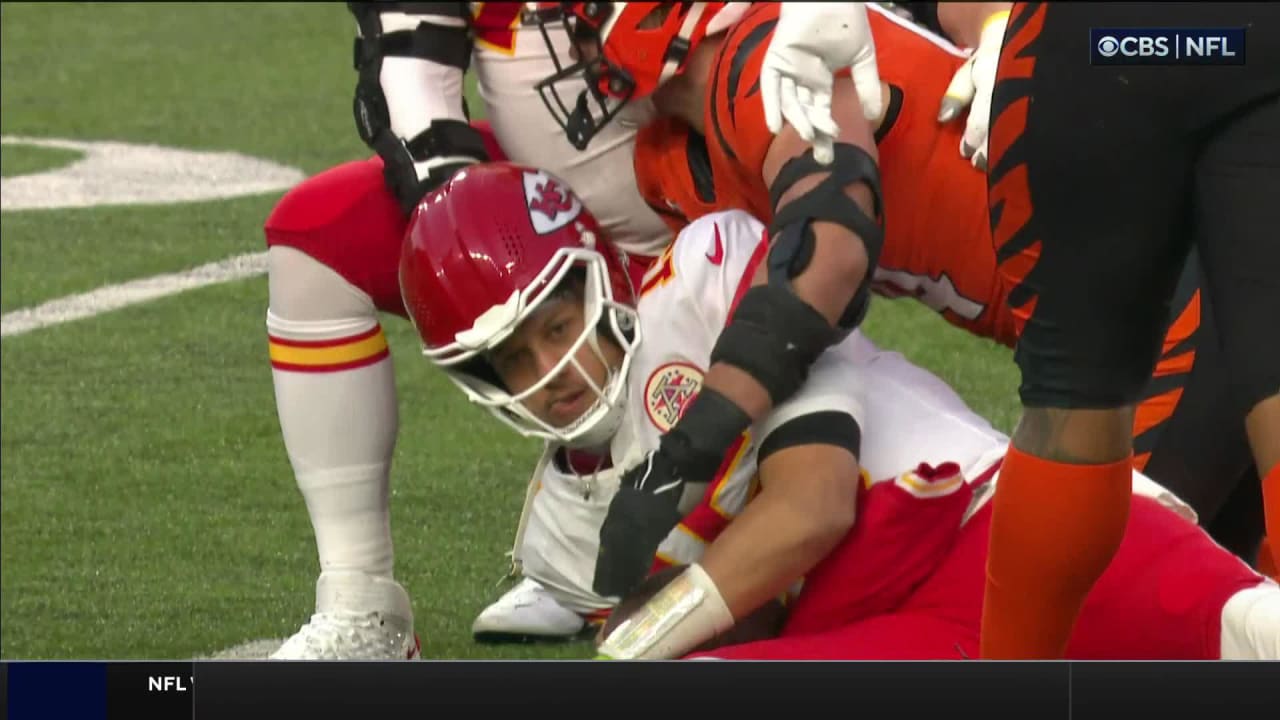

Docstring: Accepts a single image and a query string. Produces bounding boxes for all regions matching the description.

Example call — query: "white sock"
[267,247,399,579]
[1219,579,1280,660]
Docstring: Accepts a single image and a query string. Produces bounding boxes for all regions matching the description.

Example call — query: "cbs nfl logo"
[1091,28,1246,66]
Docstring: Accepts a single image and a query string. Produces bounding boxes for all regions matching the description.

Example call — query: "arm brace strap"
[767,143,885,280]
[768,142,885,333]
[758,410,862,464]
[660,387,755,484]
[707,143,884,406]
[708,285,838,407]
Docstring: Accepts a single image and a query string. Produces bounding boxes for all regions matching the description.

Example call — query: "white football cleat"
[472,578,589,643]
[271,571,421,660]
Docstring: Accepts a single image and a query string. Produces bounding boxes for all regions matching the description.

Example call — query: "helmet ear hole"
[457,355,508,394]
[595,316,625,349]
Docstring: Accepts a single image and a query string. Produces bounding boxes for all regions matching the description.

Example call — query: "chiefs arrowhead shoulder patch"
[644,362,704,432]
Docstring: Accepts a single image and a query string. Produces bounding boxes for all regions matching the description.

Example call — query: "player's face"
[488,289,623,430]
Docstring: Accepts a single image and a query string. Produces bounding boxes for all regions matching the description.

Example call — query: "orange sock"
[979,446,1133,659]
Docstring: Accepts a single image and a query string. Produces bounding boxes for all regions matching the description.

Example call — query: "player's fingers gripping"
[780,76,817,143]
[963,37,1001,170]
[761,64,785,134]
[795,84,817,125]
[964,85,993,171]
[849,46,884,121]
[811,126,835,166]
[958,10,1008,168]
[812,135,836,166]
[796,85,836,165]
[938,54,977,124]
[806,87,841,140]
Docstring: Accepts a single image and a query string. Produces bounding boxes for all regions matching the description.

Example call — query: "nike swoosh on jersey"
[706,223,725,265]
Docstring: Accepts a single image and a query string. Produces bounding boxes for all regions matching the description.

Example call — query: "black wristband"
[660,387,754,483]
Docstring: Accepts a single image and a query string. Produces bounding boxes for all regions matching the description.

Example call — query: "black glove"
[593,447,692,598]
[593,388,756,598]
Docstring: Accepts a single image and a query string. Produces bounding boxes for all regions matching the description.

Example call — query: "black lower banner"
[3,660,1276,719]
[106,661,194,719]
[196,660,1068,716]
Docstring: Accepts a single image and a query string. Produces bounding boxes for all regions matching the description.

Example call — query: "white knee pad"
[267,245,377,324]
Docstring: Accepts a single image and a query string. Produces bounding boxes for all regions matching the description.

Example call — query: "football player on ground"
[529,1,889,602]
[606,355,1280,661]
[623,2,1273,574]
[401,161,872,659]
[400,161,1280,661]
[264,2,674,660]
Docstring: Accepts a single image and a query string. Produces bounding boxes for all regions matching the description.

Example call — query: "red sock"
[1256,463,1280,581]
[979,446,1133,659]
[1263,463,1280,569]
[1256,537,1277,581]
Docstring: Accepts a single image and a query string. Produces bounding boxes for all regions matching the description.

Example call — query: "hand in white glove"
[937,10,1009,171]
[760,2,883,165]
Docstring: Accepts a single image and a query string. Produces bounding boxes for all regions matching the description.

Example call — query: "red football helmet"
[399,161,641,448]
[530,2,734,150]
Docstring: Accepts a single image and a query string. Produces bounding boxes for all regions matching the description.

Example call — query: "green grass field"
[0,2,1019,660]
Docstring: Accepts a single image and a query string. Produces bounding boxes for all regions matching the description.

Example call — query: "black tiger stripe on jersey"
[708,55,736,164]
[726,19,776,125]
[709,9,777,164]
[686,131,716,203]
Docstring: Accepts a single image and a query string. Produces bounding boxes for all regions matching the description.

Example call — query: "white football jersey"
[516,210,869,611]
[847,338,1199,526]
[468,3,670,259]
[511,209,1201,614]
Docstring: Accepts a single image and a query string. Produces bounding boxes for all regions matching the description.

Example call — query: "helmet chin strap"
[657,3,708,86]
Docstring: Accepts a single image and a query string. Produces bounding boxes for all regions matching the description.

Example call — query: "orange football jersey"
[634,3,1020,346]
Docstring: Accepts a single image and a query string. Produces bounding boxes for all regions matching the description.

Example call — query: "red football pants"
[689,495,1265,660]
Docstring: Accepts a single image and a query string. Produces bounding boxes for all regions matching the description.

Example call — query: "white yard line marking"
[1,251,268,338]
[1,136,305,211]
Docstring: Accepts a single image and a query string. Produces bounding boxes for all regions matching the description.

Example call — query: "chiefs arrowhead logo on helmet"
[523,170,583,234]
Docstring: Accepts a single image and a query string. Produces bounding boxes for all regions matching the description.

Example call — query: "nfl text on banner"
[1091,27,1246,65]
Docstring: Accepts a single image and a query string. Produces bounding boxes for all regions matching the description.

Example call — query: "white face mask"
[425,247,642,448]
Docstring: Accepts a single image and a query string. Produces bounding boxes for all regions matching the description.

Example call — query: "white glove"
[937,10,1010,171]
[760,2,883,165]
